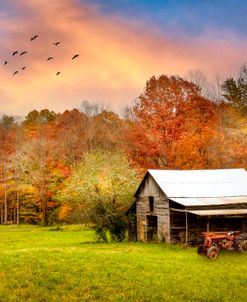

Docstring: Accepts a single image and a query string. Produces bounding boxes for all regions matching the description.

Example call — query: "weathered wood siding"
[137,173,164,197]
[133,172,247,245]
[136,174,170,243]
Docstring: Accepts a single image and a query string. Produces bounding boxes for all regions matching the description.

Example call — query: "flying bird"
[72,54,79,60]
[31,35,38,41]
[56,72,61,76]
[22,66,26,70]
[4,61,8,65]
[53,42,60,46]
[12,51,18,56]
[47,57,54,61]
[20,51,27,56]
[13,71,18,75]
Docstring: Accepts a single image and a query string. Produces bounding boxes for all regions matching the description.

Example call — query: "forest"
[1,68,247,238]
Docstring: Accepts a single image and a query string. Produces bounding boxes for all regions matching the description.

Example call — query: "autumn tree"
[23,109,57,139]
[174,96,219,169]
[15,136,52,225]
[89,110,126,152]
[15,132,72,225]
[126,75,201,168]
[15,109,70,225]
[58,150,139,241]
[214,102,247,168]
[80,101,127,154]
[0,114,17,224]
[54,106,126,167]
[54,109,87,166]
[11,105,129,225]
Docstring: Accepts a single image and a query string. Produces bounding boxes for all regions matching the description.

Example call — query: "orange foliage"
[126,75,247,170]
[126,75,201,168]
[58,204,71,221]
[1,87,246,225]
[173,96,219,169]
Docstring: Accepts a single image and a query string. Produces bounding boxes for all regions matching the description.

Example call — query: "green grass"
[0,225,246,301]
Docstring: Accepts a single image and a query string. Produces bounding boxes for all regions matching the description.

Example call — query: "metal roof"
[170,196,247,206]
[188,209,247,216]
[148,169,247,198]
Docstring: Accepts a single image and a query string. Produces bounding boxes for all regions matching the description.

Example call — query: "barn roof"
[146,169,247,207]
[188,209,247,216]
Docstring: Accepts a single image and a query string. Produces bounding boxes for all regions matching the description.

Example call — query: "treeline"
[0,69,247,234]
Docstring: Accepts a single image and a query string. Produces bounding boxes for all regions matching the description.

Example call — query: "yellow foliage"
[97,172,113,195]
[0,184,4,197]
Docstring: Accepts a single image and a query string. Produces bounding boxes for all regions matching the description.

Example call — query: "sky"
[0,0,247,116]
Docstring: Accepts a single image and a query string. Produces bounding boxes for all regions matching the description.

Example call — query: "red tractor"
[197,231,247,260]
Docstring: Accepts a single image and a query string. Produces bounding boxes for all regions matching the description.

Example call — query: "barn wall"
[137,174,164,197]
[136,174,170,243]
[170,200,186,244]
[206,216,247,232]
[187,214,208,245]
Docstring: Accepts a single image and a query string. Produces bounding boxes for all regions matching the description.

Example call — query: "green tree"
[0,115,15,131]
[24,109,56,125]
[58,150,140,241]
[221,65,247,116]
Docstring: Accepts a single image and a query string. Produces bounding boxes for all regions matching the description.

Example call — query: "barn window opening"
[149,196,154,212]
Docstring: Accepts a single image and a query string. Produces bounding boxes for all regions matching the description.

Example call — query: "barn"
[128,169,247,245]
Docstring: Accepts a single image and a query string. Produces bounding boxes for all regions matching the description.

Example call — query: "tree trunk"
[16,190,20,226]
[4,183,7,223]
[4,156,7,224]
[0,202,3,224]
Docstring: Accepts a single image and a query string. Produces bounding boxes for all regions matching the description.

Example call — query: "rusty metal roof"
[148,169,247,199]
[188,209,247,216]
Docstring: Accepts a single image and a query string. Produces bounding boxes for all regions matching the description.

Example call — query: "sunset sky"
[1,0,247,116]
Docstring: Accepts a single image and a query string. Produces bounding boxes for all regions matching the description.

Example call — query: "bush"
[92,204,128,242]
[58,150,140,242]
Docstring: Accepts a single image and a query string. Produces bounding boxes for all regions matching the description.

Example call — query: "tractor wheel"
[236,233,247,253]
[207,246,219,260]
[197,245,207,256]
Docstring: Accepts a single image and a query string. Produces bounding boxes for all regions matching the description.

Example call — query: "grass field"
[0,225,246,302]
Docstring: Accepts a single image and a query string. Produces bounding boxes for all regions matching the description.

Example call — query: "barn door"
[147,215,157,241]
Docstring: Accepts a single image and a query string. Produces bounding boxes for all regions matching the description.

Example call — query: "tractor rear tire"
[236,233,247,253]
[207,246,219,260]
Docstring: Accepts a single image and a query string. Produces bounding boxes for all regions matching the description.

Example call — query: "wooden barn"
[128,169,247,245]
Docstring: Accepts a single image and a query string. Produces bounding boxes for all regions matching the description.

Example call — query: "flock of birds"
[3,34,79,76]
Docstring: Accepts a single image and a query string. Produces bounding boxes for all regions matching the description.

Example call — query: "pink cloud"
[0,0,246,115]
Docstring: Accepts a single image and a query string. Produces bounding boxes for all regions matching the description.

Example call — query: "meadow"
[0,225,246,302]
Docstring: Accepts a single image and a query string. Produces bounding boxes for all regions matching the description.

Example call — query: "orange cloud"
[0,0,246,115]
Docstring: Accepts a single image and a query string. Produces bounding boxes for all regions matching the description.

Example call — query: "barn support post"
[185,210,188,246]
[207,217,210,232]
